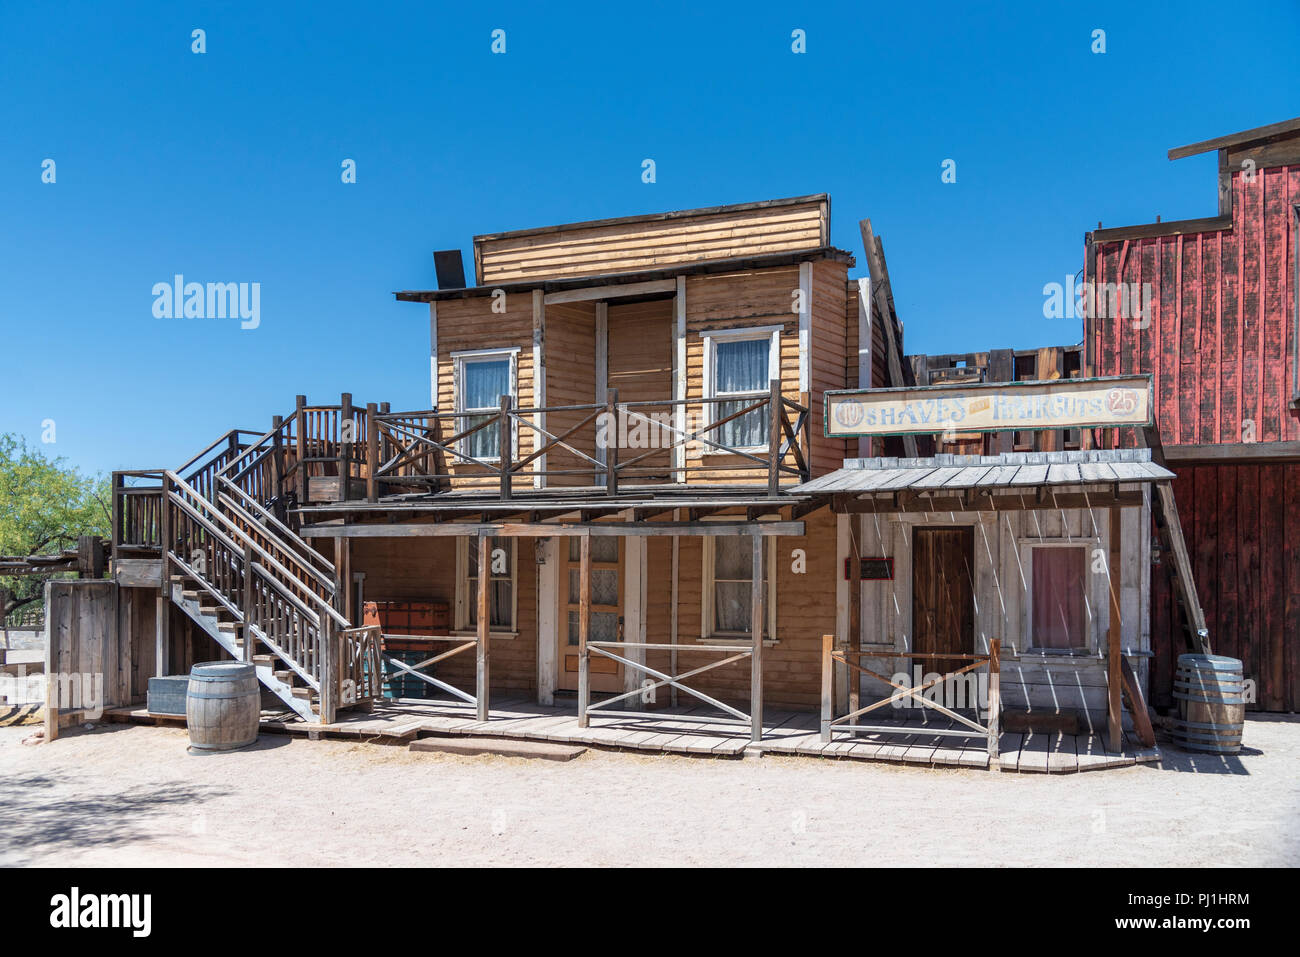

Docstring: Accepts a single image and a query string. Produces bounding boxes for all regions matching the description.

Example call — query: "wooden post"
[986,638,1001,765]
[820,634,834,742]
[499,394,513,501]
[577,532,591,728]
[270,415,287,523]
[319,615,336,725]
[242,543,255,663]
[43,582,57,742]
[848,520,861,725]
[294,395,308,505]
[154,594,169,678]
[476,533,490,722]
[768,379,782,497]
[750,533,764,743]
[604,389,619,495]
[339,392,353,502]
[110,472,122,561]
[339,537,353,624]
[365,402,379,503]
[1107,506,1124,751]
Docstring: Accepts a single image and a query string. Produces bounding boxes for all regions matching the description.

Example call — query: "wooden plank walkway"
[104,698,1161,773]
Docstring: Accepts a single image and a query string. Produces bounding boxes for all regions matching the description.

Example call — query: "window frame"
[700,532,779,643]
[454,535,519,636]
[701,325,782,454]
[452,347,520,463]
[1018,539,1100,656]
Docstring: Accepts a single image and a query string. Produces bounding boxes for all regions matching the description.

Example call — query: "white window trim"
[1017,538,1102,656]
[701,325,782,454]
[454,536,519,637]
[700,533,779,644]
[452,347,521,463]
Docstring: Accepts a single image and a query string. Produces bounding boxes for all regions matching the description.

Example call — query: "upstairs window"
[704,327,781,450]
[454,349,517,460]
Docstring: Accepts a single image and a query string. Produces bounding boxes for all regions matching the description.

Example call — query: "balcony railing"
[370,379,810,499]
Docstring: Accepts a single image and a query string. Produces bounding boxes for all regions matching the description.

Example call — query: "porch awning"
[797,449,1173,499]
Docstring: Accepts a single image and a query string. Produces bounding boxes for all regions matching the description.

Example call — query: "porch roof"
[796,449,1174,497]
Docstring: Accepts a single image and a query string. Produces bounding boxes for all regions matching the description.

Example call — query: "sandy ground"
[2,717,1297,867]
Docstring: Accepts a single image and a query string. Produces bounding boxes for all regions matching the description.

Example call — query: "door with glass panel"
[558,536,623,693]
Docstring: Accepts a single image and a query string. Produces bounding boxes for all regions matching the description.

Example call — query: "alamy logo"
[152,274,260,329]
[49,887,151,937]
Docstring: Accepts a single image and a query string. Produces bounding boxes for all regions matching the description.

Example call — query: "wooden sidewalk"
[104,696,1160,773]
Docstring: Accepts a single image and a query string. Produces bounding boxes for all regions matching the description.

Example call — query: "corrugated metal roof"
[797,450,1174,495]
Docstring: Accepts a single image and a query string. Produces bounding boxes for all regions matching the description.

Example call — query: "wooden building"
[1085,117,1300,712]
[90,194,1166,763]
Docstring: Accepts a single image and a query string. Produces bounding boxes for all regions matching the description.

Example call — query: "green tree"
[0,433,110,620]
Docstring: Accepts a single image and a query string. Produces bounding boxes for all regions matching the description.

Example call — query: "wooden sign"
[824,375,1153,438]
[844,557,894,581]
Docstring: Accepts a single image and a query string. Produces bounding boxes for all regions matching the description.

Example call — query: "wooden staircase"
[114,417,382,724]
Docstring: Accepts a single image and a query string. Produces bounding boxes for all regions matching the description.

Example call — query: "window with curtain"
[711,335,771,449]
[706,535,771,636]
[1030,545,1088,651]
[457,355,512,459]
[465,537,514,630]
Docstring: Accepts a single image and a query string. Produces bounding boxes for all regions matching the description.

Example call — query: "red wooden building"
[1085,116,1300,713]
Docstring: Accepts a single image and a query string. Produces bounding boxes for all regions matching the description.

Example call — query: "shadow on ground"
[0,766,230,861]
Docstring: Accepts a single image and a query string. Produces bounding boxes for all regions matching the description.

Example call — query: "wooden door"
[607,299,674,484]
[911,527,975,676]
[558,536,624,693]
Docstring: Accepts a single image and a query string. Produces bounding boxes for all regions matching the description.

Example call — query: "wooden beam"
[848,517,861,725]
[476,533,490,722]
[750,534,764,744]
[1107,506,1123,752]
[858,219,917,457]
[299,521,805,538]
[577,532,591,729]
[543,278,676,305]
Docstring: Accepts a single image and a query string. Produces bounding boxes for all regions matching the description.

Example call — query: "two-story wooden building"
[90,193,1168,767]
[1085,116,1300,713]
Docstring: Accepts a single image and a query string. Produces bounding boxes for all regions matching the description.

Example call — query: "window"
[456,536,516,632]
[702,534,777,639]
[703,327,781,450]
[1029,545,1089,651]
[454,349,518,460]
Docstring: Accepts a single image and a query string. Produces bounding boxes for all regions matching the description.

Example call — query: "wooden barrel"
[1172,654,1244,754]
[186,661,260,752]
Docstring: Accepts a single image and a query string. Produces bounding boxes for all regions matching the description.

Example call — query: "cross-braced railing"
[369,379,810,500]
[820,635,1002,759]
[576,531,768,743]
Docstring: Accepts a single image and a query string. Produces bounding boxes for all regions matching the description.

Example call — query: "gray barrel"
[1171,654,1244,754]
[186,661,260,752]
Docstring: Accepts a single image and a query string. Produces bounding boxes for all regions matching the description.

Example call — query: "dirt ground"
[2,717,1297,867]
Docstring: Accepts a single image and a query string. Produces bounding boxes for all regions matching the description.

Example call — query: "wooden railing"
[820,636,1003,760]
[370,379,810,500]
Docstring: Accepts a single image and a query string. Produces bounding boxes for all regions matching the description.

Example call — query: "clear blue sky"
[3,1,1297,477]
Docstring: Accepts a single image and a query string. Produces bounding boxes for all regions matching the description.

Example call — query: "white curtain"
[462,359,510,458]
[714,338,769,448]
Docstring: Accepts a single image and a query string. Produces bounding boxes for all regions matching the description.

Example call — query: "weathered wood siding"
[808,260,849,475]
[434,295,537,490]
[607,298,674,482]
[1151,462,1300,712]
[1087,164,1299,446]
[682,266,803,484]
[854,503,1150,720]
[476,196,828,284]
[544,300,598,486]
